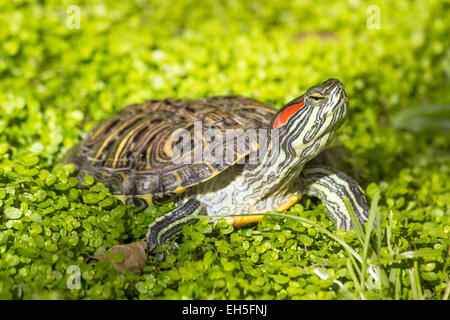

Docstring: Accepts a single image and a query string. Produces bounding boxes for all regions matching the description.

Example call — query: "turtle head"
[304,78,348,115]
[271,78,348,162]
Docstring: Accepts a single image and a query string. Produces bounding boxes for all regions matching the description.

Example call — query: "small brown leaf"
[90,239,148,275]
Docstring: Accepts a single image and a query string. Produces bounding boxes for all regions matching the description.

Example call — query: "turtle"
[64,78,369,271]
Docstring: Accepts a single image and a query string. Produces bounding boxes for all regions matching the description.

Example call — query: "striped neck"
[242,79,348,200]
[242,120,338,200]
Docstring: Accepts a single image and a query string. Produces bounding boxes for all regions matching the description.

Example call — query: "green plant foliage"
[391,104,450,133]
[0,0,449,300]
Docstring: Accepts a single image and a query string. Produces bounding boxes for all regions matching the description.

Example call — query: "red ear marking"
[272,101,305,128]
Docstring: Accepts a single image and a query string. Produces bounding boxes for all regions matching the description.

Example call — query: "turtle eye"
[309,95,323,101]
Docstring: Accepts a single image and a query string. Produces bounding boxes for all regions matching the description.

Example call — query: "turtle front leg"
[300,165,369,231]
[92,197,204,274]
[147,197,205,254]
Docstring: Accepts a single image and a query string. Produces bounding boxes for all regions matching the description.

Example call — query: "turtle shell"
[65,96,277,198]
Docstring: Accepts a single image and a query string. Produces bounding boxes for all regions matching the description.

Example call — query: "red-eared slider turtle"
[64,78,369,270]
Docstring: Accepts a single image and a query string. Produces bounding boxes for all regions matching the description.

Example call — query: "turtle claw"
[90,239,148,275]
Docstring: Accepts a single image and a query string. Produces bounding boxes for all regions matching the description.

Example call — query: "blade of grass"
[348,251,362,278]
[397,248,442,259]
[191,212,363,263]
[343,194,386,284]
[359,191,380,293]
[395,269,401,300]
[346,257,362,292]
[343,197,366,245]
[371,202,390,295]
[314,267,358,300]
[334,280,359,300]
[413,260,423,299]
[386,210,394,255]
[443,280,450,300]
[391,103,450,133]
[389,267,401,300]
[409,267,419,300]
[377,264,382,296]
[375,201,382,257]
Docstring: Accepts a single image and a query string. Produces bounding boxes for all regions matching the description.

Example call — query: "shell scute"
[66,96,277,195]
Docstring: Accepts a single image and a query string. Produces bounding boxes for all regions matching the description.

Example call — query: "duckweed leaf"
[4,207,22,219]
